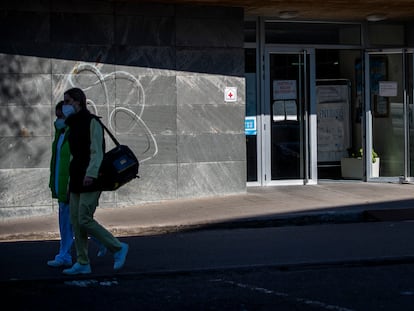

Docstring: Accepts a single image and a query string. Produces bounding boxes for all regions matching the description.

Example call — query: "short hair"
[64,87,87,109]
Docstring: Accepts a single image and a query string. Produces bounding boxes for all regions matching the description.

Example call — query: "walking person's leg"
[57,202,74,261]
[47,201,73,267]
[63,192,91,275]
[79,191,128,270]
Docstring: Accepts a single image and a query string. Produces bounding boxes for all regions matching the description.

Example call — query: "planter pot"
[341,158,380,179]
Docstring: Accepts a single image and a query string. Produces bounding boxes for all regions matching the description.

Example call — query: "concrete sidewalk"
[2,181,414,242]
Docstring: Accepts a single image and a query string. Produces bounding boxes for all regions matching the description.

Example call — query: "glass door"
[365,50,414,181]
[263,48,316,185]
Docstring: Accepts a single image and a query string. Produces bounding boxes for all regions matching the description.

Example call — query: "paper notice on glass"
[379,81,397,97]
[317,102,349,162]
[272,101,285,121]
[273,80,297,100]
[285,100,297,121]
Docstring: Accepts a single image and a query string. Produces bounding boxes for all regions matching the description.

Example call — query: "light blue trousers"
[54,201,73,263]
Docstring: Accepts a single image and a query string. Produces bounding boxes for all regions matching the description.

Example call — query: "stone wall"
[0,1,246,219]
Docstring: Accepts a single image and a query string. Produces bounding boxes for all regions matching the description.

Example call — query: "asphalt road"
[2,221,414,310]
[2,258,414,310]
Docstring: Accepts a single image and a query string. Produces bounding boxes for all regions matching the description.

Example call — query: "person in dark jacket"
[48,101,107,268]
[62,87,128,275]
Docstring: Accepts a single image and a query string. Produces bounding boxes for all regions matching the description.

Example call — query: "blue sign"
[245,116,257,135]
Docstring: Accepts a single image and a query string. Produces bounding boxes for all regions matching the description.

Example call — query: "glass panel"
[244,20,256,43]
[245,48,258,182]
[367,24,405,46]
[370,54,404,177]
[315,49,363,179]
[269,53,306,180]
[265,22,361,45]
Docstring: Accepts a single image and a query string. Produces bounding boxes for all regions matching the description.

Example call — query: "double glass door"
[365,50,414,181]
[263,48,316,185]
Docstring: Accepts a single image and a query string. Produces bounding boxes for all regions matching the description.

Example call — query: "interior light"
[366,14,387,22]
[278,11,299,19]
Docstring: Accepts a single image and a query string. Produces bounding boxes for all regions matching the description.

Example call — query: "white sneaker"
[62,262,91,275]
[113,243,129,270]
[47,259,72,267]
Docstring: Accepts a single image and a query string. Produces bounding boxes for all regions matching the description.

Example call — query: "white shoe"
[62,262,91,275]
[113,243,129,270]
[47,259,72,267]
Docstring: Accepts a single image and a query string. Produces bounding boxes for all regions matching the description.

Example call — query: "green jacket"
[49,125,71,203]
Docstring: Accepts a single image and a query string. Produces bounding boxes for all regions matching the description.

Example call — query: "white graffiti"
[63,62,158,163]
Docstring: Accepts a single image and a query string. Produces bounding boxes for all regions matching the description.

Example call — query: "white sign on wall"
[224,87,237,102]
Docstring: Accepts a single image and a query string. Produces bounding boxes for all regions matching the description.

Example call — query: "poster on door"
[273,80,297,100]
[316,81,351,162]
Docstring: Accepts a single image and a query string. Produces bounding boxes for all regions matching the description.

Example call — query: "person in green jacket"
[47,101,106,268]
[47,101,74,267]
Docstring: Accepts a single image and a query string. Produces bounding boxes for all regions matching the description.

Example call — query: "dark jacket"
[65,109,105,193]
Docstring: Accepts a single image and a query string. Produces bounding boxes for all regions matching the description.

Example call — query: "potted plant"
[341,148,380,179]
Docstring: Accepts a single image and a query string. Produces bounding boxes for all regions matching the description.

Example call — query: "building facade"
[0,0,413,219]
[0,1,245,219]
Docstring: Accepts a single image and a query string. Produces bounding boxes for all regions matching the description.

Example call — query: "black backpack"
[96,118,139,191]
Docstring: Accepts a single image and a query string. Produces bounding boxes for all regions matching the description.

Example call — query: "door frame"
[364,49,414,182]
[262,47,317,185]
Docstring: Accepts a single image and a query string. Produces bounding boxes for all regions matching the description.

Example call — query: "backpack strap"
[94,116,120,147]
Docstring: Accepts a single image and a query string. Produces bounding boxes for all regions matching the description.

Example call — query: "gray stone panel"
[178,133,245,163]
[50,44,116,74]
[176,5,243,19]
[134,105,177,135]
[111,133,176,165]
[132,75,177,107]
[114,74,177,108]
[0,10,49,43]
[51,1,113,14]
[117,163,178,204]
[0,1,49,12]
[176,75,245,105]
[0,137,51,169]
[51,13,114,45]
[178,161,246,198]
[176,18,243,48]
[51,74,116,108]
[98,191,116,209]
[0,168,51,208]
[0,74,51,106]
[177,48,244,76]
[115,2,174,17]
[0,44,51,74]
[115,46,176,74]
[115,16,175,46]
[177,104,244,135]
[0,106,51,137]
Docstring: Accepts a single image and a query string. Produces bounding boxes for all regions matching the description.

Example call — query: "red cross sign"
[224,87,237,102]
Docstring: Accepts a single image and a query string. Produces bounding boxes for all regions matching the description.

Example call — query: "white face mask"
[54,118,66,130]
[62,104,76,118]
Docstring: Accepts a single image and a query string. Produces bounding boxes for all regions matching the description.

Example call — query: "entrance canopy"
[146,0,414,21]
